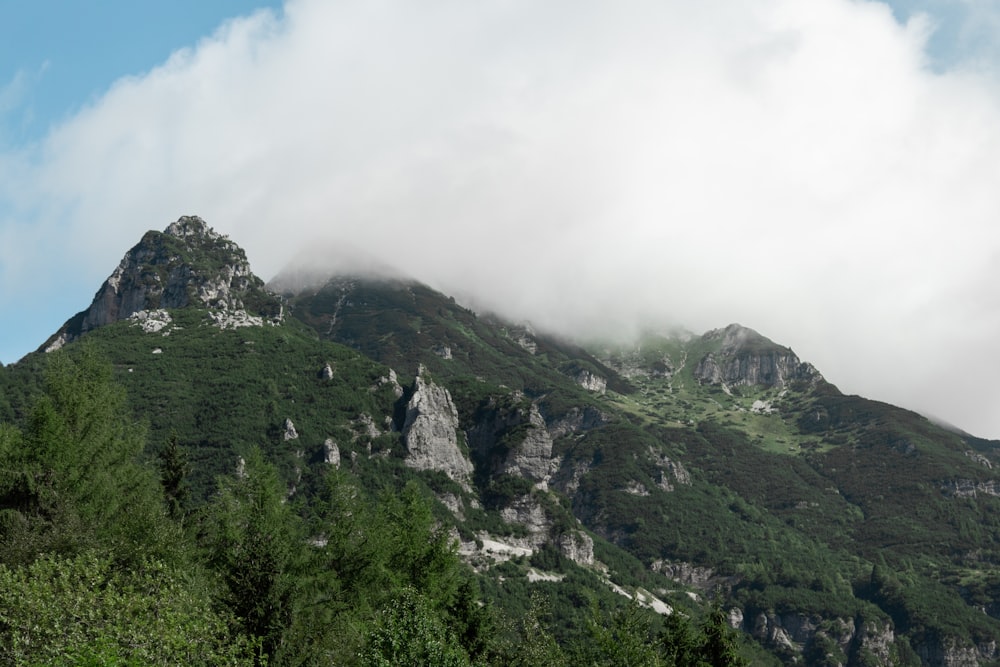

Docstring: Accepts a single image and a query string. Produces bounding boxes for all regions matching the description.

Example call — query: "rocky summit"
[42,216,282,352]
[5,215,1000,666]
[692,324,819,389]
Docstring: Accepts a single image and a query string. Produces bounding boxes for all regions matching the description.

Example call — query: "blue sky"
[0,2,282,146]
[2,0,1000,438]
[0,0,280,355]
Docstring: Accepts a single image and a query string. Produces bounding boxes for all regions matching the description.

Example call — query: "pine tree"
[205,448,304,662]
[0,346,171,566]
[158,432,191,520]
[700,604,748,667]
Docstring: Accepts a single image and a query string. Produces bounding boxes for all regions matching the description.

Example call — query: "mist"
[2,0,1000,438]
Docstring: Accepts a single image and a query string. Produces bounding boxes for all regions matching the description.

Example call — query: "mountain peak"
[164,215,217,240]
[42,216,282,352]
[702,323,774,352]
[695,323,819,388]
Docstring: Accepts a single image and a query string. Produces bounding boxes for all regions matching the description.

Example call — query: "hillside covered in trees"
[0,348,747,665]
[3,217,1000,665]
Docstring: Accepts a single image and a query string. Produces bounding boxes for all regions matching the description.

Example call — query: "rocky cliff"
[43,216,282,351]
[401,366,474,487]
[693,323,819,388]
[467,394,557,485]
[742,611,895,666]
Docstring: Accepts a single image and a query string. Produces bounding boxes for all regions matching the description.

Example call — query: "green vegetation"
[0,348,749,664]
[5,258,1000,664]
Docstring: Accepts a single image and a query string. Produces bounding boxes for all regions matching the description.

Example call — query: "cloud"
[0,63,47,144]
[2,0,1000,437]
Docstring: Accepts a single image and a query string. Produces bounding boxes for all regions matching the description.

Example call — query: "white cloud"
[3,0,1000,437]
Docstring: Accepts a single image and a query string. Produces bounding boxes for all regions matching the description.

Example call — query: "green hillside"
[3,218,1000,665]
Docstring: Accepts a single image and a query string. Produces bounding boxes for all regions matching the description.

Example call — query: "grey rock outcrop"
[499,495,551,547]
[648,446,691,491]
[501,404,556,483]
[402,366,473,486]
[354,413,381,440]
[129,309,173,333]
[693,324,818,388]
[467,396,556,484]
[283,418,299,441]
[42,216,282,351]
[505,324,538,354]
[545,406,609,440]
[576,370,607,394]
[651,560,715,588]
[625,480,650,496]
[941,479,1000,498]
[558,531,595,565]
[376,368,404,398]
[324,438,340,467]
[600,348,677,380]
[915,636,998,667]
[745,612,895,665]
[965,451,993,469]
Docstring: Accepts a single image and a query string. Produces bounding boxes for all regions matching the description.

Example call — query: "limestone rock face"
[502,404,556,482]
[558,531,594,565]
[323,438,340,467]
[545,405,609,440]
[354,413,381,440]
[651,560,715,587]
[468,396,556,483]
[965,450,993,469]
[857,620,896,666]
[505,323,538,354]
[739,611,896,666]
[941,479,1000,499]
[693,323,819,388]
[648,446,691,492]
[915,639,985,667]
[402,366,473,485]
[376,368,404,398]
[283,419,299,441]
[129,309,173,333]
[499,495,551,548]
[42,215,282,351]
[575,370,607,394]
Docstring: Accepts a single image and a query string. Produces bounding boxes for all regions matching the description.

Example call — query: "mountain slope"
[269,272,630,395]
[6,217,1000,665]
[277,270,1000,664]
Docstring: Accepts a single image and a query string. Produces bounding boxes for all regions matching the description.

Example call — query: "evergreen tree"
[700,604,748,667]
[510,591,568,667]
[0,346,172,566]
[583,598,664,666]
[158,431,191,520]
[659,612,708,667]
[205,448,303,662]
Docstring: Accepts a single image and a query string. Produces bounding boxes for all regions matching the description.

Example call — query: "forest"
[0,347,748,666]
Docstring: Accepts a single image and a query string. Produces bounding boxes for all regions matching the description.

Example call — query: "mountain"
[41,215,283,353]
[5,215,1000,665]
